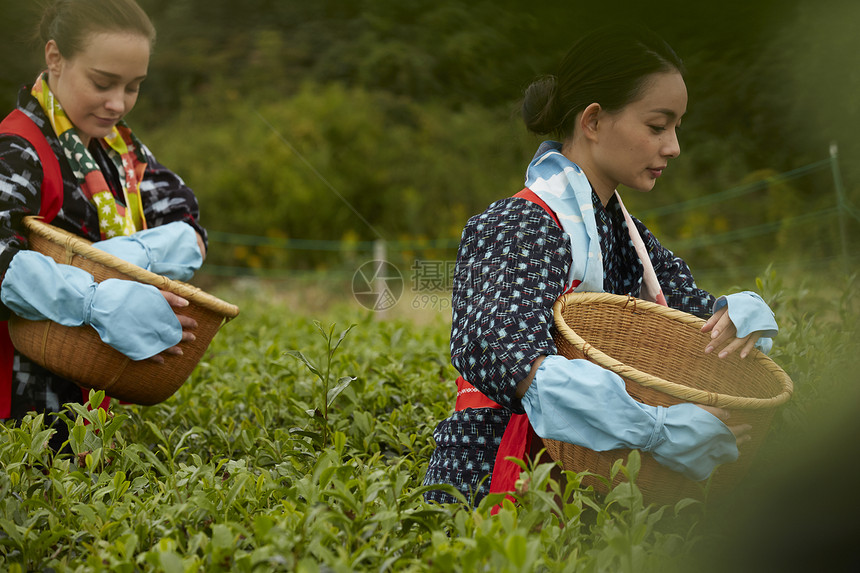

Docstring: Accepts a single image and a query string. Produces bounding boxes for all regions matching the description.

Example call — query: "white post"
[373,239,388,319]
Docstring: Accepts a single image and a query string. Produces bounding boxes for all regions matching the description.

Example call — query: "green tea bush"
[1,270,858,571]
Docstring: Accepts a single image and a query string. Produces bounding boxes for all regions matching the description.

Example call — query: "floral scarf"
[32,73,147,239]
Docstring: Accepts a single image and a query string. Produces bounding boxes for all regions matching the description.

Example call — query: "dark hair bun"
[522,75,559,135]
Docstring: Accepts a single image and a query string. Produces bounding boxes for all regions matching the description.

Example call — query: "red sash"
[0,110,110,418]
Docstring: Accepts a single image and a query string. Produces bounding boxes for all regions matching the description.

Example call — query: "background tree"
[1,0,857,280]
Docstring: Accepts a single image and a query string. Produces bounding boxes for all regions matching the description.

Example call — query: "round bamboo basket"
[547,292,793,504]
[7,216,239,405]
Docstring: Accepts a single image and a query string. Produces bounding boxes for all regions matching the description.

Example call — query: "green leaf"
[290,429,323,442]
[327,376,356,407]
[674,497,702,516]
[330,324,356,357]
[211,523,234,550]
[285,350,323,380]
[0,518,24,547]
[88,389,106,410]
[144,420,168,446]
[158,551,184,573]
[254,515,276,540]
[127,443,169,476]
[505,534,528,568]
[625,449,641,481]
[28,428,54,457]
[101,413,130,444]
[605,482,642,509]
[72,502,97,523]
[609,457,625,479]
[70,423,87,452]
[224,474,251,510]
[332,431,347,457]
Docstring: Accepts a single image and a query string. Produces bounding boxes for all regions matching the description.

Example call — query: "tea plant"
[1,271,857,572]
[286,321,357,449]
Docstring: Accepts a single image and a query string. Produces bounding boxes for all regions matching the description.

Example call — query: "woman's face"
[45,32,150,147]
[587,71,687,200]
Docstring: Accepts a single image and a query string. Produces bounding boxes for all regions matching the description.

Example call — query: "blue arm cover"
[522,355,738,481]
[713,291,778,355]
[92,222,203,281]
[1,251,182,360]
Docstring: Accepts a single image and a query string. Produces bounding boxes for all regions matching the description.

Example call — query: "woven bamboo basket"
[547,291,792,505]
[7,216,239,405]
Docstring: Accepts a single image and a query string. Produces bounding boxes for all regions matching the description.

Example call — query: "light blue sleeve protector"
[522,354,739,481]
[713,291,778,355]
[1,250,182,360]
[92,221,203,281]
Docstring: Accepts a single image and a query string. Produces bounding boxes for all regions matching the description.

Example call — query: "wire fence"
[200,144,859,284]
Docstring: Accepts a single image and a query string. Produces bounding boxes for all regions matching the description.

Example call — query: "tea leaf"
[327,376,356,407]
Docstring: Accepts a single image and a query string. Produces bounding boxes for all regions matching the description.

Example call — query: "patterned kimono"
[423,190,715,505]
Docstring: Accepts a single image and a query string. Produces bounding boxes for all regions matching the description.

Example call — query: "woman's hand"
[149,290,197,363]
[701,306,761,359]
[195,231,207,261]
[695,405,752,448]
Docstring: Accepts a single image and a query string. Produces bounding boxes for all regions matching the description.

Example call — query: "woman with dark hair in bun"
[0,0,206,449]
[423,26,779,506]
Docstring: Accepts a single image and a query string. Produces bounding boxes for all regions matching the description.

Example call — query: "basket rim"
[23,216,239,318]
[553,292,793,410]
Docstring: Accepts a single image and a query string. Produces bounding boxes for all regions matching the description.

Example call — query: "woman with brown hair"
[0,0,206,448]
